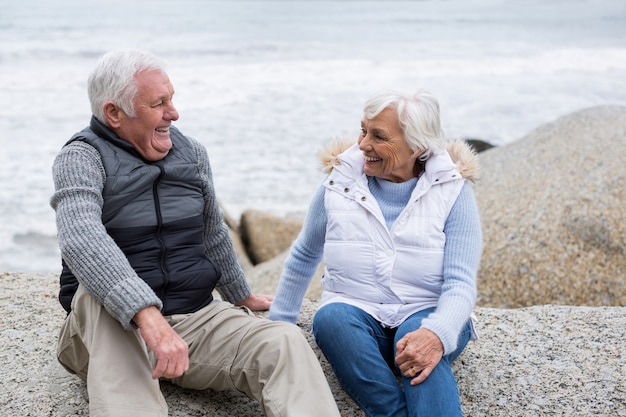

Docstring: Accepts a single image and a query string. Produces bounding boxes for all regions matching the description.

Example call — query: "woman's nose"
[359,135,371,151]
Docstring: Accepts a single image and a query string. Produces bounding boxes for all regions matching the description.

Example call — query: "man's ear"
[103,102,123,128]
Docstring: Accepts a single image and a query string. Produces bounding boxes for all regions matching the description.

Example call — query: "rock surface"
[473,105,626,308]
[244,249,325,301]
[240,209,304,264]
[2,272,625,416]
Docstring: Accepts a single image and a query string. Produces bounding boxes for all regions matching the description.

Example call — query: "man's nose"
[166,104,179,121]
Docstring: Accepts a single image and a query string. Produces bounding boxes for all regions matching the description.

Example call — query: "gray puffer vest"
[59,117,221,315]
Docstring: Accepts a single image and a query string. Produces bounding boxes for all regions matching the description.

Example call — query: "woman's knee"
[313,303,379,356]
[314,302,364,324]
[312,303,359,339]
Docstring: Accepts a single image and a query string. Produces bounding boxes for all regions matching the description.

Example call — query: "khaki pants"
[57,285,340,417]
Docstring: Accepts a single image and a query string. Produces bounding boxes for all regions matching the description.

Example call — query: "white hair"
[87,48,167,124]
[363,89,445,161]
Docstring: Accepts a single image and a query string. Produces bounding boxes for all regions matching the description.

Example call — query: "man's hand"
[235,293,274,311]
[133,306,189,380]
[395,328,444,385]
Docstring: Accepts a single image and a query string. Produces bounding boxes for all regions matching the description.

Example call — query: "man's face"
[114,69,179,161]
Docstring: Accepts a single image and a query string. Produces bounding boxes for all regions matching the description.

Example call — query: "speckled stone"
[246,249,325,301]
[240,209,304,264]
[2,272,625,416]
[472,105,626,308]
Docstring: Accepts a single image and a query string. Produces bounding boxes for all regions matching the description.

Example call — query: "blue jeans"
[313,303,471,417]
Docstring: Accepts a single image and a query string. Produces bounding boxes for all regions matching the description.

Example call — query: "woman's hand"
[395,328,444,385]
[235,293,274,311]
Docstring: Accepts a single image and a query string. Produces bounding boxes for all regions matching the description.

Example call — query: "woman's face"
[358,108,420,183]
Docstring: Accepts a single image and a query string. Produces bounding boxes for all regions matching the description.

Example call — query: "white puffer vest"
[320,143,467,327]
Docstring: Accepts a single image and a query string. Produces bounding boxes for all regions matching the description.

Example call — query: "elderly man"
[51,48,340,417]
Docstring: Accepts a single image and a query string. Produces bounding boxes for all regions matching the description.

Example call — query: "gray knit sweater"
[50,134,251,329]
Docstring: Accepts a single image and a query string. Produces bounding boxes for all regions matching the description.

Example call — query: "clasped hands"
[395,328,444,385]
[134,293,274,380]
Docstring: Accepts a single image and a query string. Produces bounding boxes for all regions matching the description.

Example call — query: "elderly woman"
[268,90,482,417]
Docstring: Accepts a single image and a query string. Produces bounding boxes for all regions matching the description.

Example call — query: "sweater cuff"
[420,318,457,355]
[268,304,300,324]
[103,278,163,330]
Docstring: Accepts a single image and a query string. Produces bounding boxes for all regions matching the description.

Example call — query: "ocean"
[1,0,625,274]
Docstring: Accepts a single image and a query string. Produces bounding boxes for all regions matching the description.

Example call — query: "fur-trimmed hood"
[318,138,480,182]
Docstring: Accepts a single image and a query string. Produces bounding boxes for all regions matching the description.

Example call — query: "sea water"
[1,0,625,273]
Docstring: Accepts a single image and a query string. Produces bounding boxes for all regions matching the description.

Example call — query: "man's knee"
[263,320,309,352]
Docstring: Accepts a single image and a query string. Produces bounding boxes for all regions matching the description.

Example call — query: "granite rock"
[239,209,304,264]
[245,249,325,300]
[2,272,625,416]
[473,105,626,308]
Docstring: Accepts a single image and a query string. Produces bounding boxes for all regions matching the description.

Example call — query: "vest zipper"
[153,166,169,311]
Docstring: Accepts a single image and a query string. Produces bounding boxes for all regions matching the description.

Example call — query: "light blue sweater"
[269,176,482,353]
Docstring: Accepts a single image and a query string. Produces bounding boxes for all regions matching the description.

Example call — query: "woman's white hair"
[87,48,167,124]
[363,89,445,161]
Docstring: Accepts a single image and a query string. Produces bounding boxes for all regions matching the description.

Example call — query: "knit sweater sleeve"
[420,182,482,354]
[189,138,251,304]
[268,185,327,323]
[50,141,163,329]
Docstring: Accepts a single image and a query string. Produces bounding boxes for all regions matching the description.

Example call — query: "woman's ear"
[413,148,426,159]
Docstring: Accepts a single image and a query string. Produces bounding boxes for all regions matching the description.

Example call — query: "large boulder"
[239,209,303,264]
[473,105,626,308]
[3,273,625,416]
